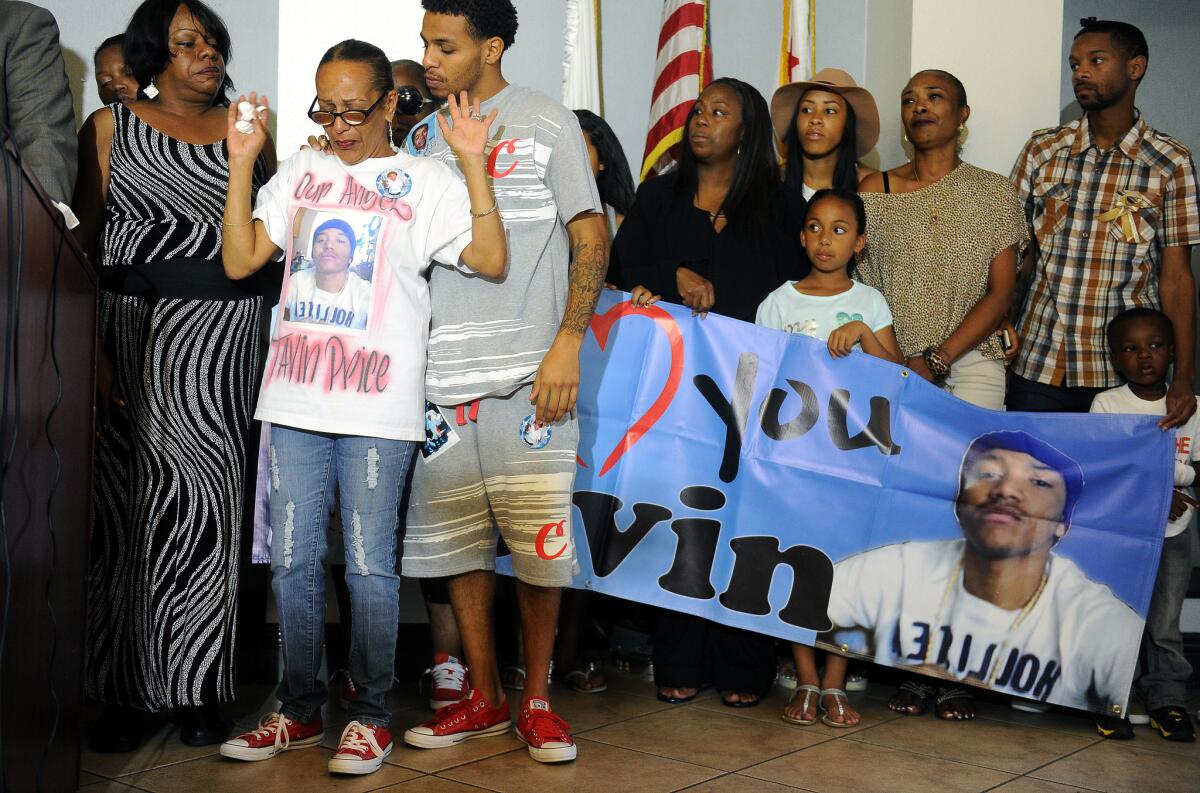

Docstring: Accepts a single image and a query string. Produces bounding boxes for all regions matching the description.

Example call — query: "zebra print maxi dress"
[87,103,268,711]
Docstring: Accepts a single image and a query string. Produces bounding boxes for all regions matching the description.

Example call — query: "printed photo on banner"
[819,430,1143,714]
[282,208,380,332]
[485,293,1168,717]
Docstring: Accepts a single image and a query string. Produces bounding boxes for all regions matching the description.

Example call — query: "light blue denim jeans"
[269,425,416,727]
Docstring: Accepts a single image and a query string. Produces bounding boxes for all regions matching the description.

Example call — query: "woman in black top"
[610,77,805,323]
[610,77,802,707]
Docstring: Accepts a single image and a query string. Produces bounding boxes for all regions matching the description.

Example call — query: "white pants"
[943,349,1006,410]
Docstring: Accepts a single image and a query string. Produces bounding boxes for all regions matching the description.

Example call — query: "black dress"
[609,171,807,319]
[86,104,269,711]
[609,171,806,696]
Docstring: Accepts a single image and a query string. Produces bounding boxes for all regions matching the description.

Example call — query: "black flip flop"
[657,689,699,704]
[721,692,762,708]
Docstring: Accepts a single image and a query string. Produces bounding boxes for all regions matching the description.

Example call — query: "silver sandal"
[558,660,608,694]
[782,684,820,725]
[935,686,976,720]
[820,687,855,728]
[890,680,934,715]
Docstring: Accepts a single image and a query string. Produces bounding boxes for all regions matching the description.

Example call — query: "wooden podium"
[0,130,97,791]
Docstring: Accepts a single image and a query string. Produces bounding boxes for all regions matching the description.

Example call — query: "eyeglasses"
[396,86,427,116]
[307,92,387,127]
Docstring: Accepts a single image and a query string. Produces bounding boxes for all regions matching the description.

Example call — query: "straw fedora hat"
[770,68,880,158]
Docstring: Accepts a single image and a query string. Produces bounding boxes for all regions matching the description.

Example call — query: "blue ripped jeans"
[269,425,416,727]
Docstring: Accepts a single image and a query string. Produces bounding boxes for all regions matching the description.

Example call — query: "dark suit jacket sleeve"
[3,4,77,204]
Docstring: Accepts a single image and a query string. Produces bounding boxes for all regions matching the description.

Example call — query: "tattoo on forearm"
[560,240,609,335]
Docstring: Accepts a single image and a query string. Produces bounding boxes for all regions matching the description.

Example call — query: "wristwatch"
[921,346,952,379]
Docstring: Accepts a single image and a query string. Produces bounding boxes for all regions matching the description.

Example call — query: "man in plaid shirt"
[1008,17,1199,429]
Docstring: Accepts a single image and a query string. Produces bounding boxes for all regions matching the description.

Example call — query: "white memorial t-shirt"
[252,147,473,440]
[824,538,1142,712]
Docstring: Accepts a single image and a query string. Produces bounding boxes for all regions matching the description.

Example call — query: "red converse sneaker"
[403,688,511,748]
[219,712,323,761]
[425,653,469,710]
[516,698,576,763]
[328,721,392,775]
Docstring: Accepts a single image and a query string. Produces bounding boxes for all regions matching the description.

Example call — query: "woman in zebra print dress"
[72,0,275,752]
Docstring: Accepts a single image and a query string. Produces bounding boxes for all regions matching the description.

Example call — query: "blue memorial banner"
[509,291,1173,717]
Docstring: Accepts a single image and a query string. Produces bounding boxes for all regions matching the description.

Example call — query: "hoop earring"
[143,79,159,99]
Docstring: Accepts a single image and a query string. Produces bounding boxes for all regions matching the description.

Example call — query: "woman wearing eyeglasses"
[217,39,505,776]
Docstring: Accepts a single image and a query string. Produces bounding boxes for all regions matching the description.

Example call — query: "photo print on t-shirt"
[282,208,380,333]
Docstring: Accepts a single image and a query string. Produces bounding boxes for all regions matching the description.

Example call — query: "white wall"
[863,0,913,171]
[910,0,1064,175]
[273,0,425,155]
[41,0,280,129]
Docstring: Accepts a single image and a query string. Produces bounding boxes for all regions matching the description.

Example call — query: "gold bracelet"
[470,204,498,219]
[222,216,254,228]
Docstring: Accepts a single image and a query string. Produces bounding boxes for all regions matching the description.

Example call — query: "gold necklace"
[693,194,725,224]
[922,556,1050,686]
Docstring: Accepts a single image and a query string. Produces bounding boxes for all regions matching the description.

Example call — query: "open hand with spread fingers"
[438,90,498,161]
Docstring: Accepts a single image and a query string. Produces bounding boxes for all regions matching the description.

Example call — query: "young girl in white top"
[755,187,901,728]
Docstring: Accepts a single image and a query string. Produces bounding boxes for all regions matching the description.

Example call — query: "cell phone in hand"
[999,329,1013,352]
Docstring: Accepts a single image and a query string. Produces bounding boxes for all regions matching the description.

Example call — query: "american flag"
[640,0,713,180]
[780,0,815,85]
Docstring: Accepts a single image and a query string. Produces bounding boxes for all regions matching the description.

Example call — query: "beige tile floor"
[80,672,1200,793]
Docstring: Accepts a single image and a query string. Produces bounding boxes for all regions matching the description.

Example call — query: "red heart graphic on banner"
[585,300,685,476]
